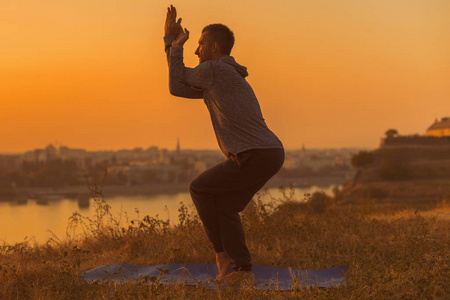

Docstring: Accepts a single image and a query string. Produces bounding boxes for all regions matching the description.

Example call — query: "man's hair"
[202,24,235,55]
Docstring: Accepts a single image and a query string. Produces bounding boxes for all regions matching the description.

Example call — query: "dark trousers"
[189,148,284,271]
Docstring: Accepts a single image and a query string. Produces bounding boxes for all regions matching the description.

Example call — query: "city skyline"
[1,0,448,152]
[0,141,368,155]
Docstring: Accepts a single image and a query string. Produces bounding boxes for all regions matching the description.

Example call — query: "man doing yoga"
[164,5,284,284]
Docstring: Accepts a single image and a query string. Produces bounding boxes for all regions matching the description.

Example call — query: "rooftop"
[427,117,450,131]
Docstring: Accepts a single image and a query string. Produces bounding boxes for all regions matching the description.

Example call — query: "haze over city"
[1,0,448,153]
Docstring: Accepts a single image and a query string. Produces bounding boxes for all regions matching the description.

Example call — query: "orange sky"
[1,0,449,153]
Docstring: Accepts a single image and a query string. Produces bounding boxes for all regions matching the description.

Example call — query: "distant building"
[59,146,87,168]
[159,149,170,164]
[45,144,58,160]
[0,154,21,172]
[427,117,450,137]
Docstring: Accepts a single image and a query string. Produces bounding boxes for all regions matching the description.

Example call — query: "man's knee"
[190,171,209,196]
[189,178,201,197]
[189,180,196,195]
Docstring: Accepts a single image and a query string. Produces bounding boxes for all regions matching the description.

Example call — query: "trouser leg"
[189,148,284,271]
[217,207,250,270]
[189,159,235,253]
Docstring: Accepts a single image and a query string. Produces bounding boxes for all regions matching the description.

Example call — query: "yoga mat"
[82,263,346,290]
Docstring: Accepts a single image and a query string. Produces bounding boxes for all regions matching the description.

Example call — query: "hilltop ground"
[0,185,448,299]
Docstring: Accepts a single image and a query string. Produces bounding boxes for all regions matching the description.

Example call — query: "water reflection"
[77,194,90,209]
[13,198,28,206]
[0,186,336,245]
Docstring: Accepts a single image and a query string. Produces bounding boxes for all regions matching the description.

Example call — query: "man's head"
[195,24,235,64]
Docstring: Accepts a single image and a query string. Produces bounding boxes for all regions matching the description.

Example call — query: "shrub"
[305,191,335,213]
[351,151,375,168]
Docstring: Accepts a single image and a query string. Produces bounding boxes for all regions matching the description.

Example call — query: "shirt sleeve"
[163,36,203,99]
[163,40,213,99]
[164,36,176,54]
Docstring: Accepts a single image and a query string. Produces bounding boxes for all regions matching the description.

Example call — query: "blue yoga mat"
[82,263,346,290]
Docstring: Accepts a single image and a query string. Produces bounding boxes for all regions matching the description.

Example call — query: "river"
[0,185,336,245]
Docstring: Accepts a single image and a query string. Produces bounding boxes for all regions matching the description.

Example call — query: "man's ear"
[211,41,219,54]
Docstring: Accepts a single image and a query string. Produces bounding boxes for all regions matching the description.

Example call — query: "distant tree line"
[0,159,112,188]
[278,163,350,178]
[351,148,413,181]
[0,156,201,189]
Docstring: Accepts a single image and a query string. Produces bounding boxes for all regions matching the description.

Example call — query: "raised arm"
[163,5,210,99]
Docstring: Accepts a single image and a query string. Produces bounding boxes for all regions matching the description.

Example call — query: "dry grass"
[0,188,449,299]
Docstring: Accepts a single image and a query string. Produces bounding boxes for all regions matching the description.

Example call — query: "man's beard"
[199,49,213,64]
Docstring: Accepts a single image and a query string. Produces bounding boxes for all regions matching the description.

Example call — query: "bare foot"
[215,270,255,287]
[215,252,234,278]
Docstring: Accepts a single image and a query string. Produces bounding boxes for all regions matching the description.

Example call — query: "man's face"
[195,32,214,64]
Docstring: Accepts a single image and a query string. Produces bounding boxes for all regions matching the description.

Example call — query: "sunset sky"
[1,0,449,153]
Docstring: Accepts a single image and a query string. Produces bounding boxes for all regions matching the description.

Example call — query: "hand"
[172,21,189,47]
[164,5,180,36]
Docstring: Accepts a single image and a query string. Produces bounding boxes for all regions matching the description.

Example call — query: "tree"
[351,151,375,168]
[385,129,399,139]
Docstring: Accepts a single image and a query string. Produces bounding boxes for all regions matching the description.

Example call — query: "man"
[163,5,284,284]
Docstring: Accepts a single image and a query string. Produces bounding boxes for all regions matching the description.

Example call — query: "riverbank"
[0,185,336,245]
[2,175,349,202]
